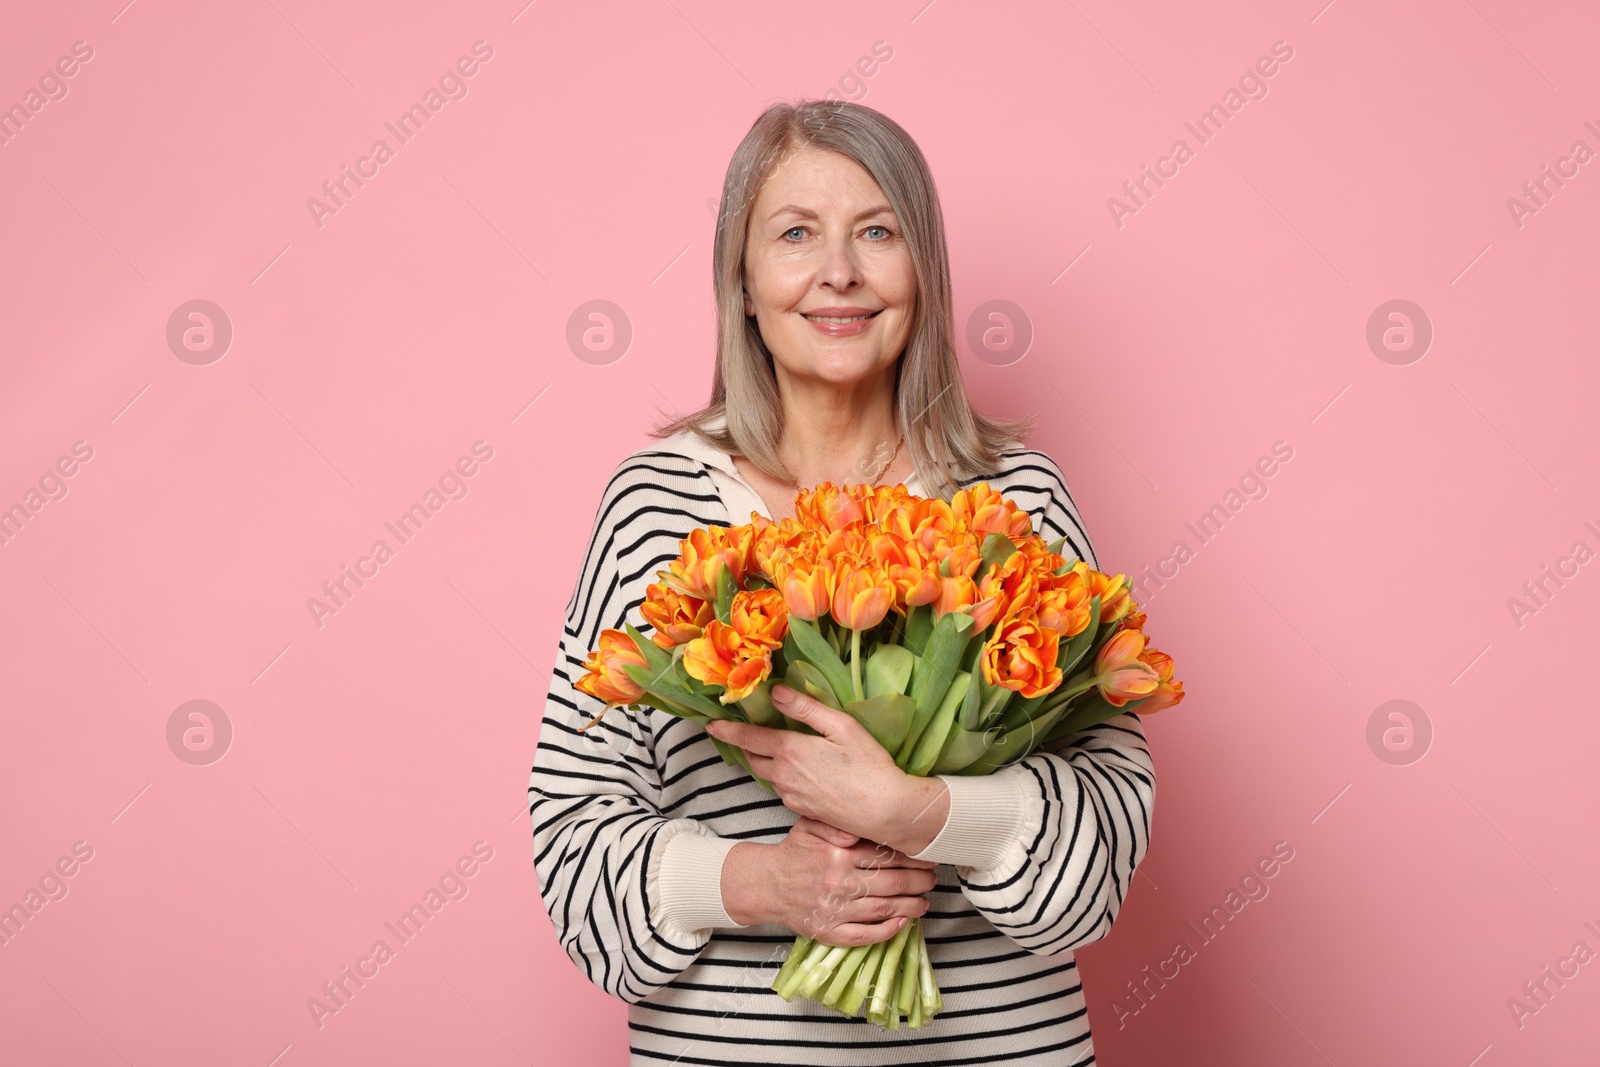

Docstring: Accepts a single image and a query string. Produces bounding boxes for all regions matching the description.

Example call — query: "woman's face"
[741,145,916,392]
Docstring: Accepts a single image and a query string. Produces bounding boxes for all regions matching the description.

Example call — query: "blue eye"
[865,225,890,239]
[783,226,806,241]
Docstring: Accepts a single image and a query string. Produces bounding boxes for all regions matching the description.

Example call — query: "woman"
[529,99,1155,1065]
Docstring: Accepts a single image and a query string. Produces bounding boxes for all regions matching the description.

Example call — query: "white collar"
[654,415,924,496]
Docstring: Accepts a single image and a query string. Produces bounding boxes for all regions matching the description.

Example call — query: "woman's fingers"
[851,840,938,870]
[859,866,938,897]
[816,916,910,948]
[794,816,859,848]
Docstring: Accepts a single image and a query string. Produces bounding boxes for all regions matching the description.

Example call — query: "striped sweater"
[528,424,1156,1066]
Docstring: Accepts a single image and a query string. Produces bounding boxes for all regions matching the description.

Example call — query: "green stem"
[896,919,921,1016]
[822,943,872,1007]
[776,938,835,1000]
[850,627,864,703]
[771,935,812,995]
[799,944,850,999]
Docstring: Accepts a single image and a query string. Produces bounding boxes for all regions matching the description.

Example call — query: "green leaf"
[784,616,855,710]
[902,602,933,656]
[1041,692,1149,747]
[711,736,774,792]
[958,657,985,730]
[864,643,915,698]
[1055,595,1101,679]
[929,720,1000,774]
[737,677,782,726]
[906,671,970,776]
[896,611,976,764]
[621,663,729,721]
[622,622,672,674]
[978,531,1018,571]
[842,693,916,755]
[977,679,1014,729]
[1044,534,1069,557]
[713,560,737,624]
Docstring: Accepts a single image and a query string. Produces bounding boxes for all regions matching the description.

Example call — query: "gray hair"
[649,98,1034,501]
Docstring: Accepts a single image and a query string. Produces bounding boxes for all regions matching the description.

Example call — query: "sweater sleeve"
[908,452,1156,955]
[527,459,746,1005]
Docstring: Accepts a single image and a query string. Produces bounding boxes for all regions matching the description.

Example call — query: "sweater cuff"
[907,772,1029,870]
[651,827,746,938]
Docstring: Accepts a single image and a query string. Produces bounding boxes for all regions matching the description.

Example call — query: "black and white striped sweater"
[528,424,1156,1065]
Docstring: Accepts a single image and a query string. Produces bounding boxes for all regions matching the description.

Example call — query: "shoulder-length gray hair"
[649,98,1033,501]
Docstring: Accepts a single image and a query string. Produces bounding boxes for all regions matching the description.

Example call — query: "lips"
[801,310,882,323]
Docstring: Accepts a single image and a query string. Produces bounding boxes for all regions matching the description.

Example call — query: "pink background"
[3,1,1597,1063]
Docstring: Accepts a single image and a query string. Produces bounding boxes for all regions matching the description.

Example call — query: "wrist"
[885,775,950,856]
[721,841,773,927]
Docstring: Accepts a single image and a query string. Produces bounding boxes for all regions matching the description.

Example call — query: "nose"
[816,231,863,291]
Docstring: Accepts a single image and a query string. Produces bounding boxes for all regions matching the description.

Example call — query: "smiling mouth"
[801,311,881,324]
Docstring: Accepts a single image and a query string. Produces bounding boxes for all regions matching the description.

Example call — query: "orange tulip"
[682,619,774,703]
[657,524,756,600]
[1134,645,1185,714]
[796,482,865,532]
[729,587,789,649]
[574,628,648,726]
[932,574,1001,630]
[780,560,833,622]
[1035,568,1094,639]
[1091,628,1162,706]
[980,608,1063,698]
[640,585,714,649]
[830,559,896,630]
[951,481,1034,540]
[1073,561,1135,625]
[978,550,1040,625]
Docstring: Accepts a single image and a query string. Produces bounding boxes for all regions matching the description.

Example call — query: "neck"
[774,365,901,487]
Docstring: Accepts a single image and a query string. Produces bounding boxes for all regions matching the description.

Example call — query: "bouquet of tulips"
[575,480,1184,1030]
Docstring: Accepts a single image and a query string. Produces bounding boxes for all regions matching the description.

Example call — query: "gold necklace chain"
[782,428,907,492]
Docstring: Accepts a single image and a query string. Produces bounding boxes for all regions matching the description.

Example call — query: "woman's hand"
[705,684,951,855]
[721,816,938,945]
